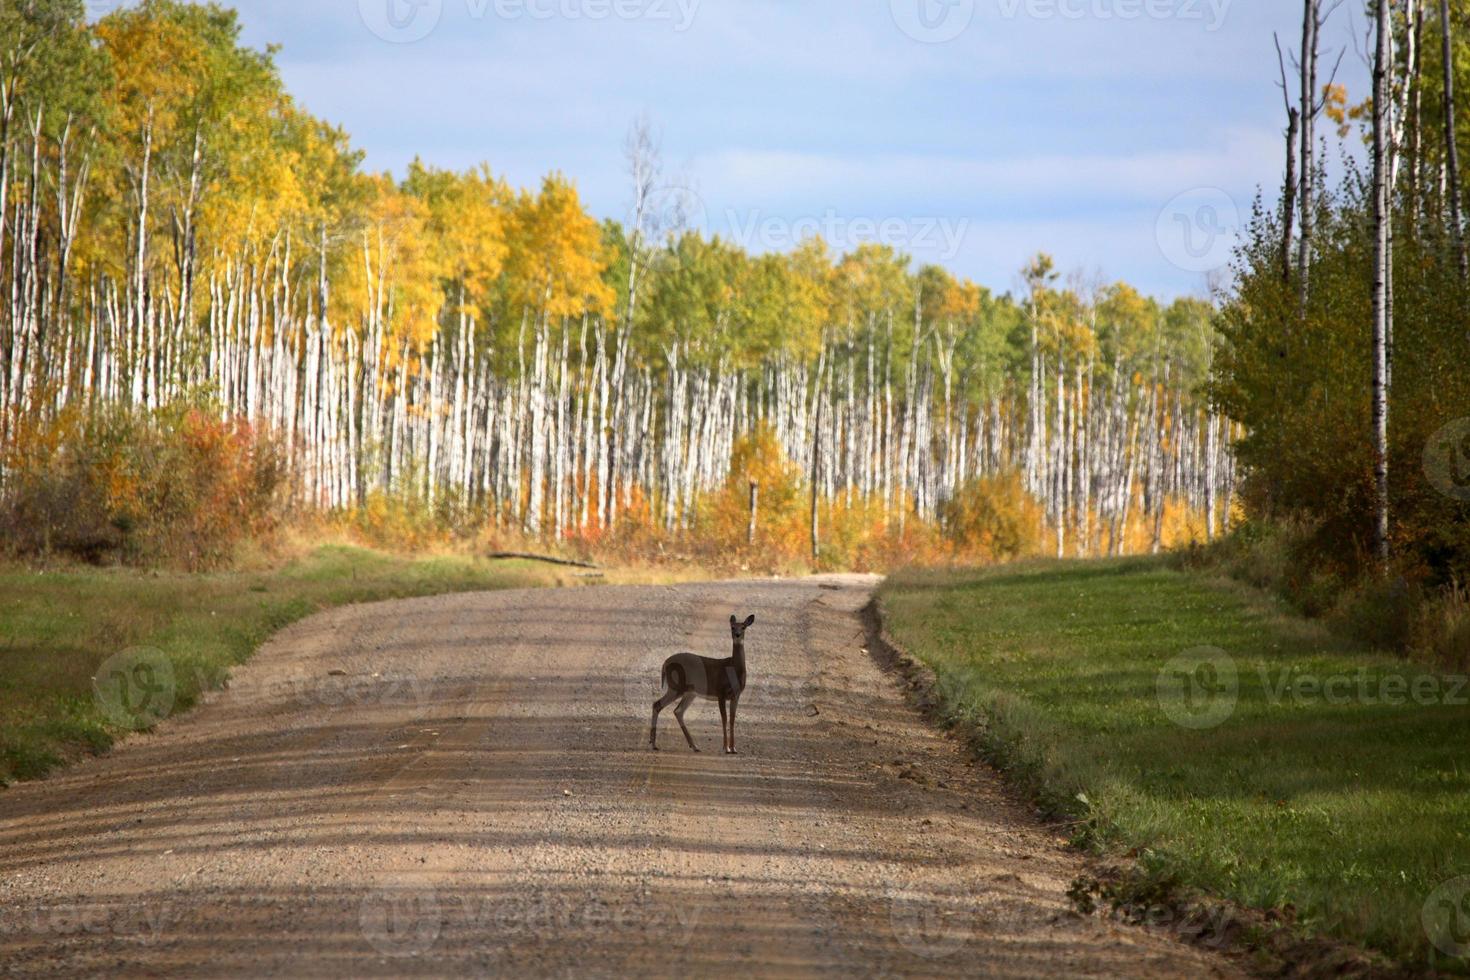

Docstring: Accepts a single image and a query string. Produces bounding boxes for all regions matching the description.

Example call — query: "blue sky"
[218,0,1369,300]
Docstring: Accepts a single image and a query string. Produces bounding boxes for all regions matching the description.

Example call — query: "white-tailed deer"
[649,614,754,754]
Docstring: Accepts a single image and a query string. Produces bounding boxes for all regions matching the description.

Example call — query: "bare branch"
[1313,47,1348,112]
[1275,33,1295,113]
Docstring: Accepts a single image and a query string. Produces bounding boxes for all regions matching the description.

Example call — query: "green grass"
[0,545,566,785]
[880,557,1470,970]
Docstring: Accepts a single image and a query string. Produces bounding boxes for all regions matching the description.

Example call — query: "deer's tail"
[662,661,688,692]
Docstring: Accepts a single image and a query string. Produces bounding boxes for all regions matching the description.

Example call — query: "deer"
[649,615,755,754]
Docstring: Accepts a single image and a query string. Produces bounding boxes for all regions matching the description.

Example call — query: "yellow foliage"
[346,493,446,552]
[696,424,804,559]
[504,174,614,322]
[335,175,445,353]
[97,8,206,148]
[694,426,987,572]
[406,160,512,308]
[940,473,1044,562]
[938,277,982,323]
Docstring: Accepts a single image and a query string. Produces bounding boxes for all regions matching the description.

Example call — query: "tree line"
[1213,0,1470,637]
[0,0,1233,561]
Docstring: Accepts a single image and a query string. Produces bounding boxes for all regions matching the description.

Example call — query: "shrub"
[0,406,284,569]
[1227,520,1296,592]
[939,472,1043,562]
[1419,581,1470,671]
[0,411,121,563]
[346,493,447,552]
[1187,518,1470,662]
[1333,576,1419,654]
[694,423,809,569]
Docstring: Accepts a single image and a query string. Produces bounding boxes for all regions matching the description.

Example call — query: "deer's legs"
[718,697,729,752]
[650,689,681,750]
[726,696,739,755]
[673,693,700,752]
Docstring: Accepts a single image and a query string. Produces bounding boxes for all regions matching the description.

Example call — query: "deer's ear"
[743,615,756,628]
[730,615,738,626]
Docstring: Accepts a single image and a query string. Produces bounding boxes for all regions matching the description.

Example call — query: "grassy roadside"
[880,558,1470,971]
[0,544,686,786]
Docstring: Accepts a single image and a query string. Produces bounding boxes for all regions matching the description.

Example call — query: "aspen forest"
[0,0,1236,570]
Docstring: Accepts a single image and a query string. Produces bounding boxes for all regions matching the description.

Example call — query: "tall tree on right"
[1442,0,1468,280]
[1371,0,1395,567]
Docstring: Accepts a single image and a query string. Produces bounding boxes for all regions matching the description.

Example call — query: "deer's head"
[729,614,756,640]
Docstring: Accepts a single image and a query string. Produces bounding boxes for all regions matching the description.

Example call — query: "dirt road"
[0,577,1237,978]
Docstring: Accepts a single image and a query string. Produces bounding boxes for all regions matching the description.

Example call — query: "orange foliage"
[1,407,284,569]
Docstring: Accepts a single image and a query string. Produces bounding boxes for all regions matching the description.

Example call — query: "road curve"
[0,577,1237,978]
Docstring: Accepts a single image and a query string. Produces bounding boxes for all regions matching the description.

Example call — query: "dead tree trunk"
[1277,33,1302,287]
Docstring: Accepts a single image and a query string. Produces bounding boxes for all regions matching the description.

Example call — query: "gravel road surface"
[0,576,1238,978]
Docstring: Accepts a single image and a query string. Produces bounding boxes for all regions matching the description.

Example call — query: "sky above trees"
[206,0,1371,299]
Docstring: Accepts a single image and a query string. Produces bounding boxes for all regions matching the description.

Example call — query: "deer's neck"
[731,638,745,671]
